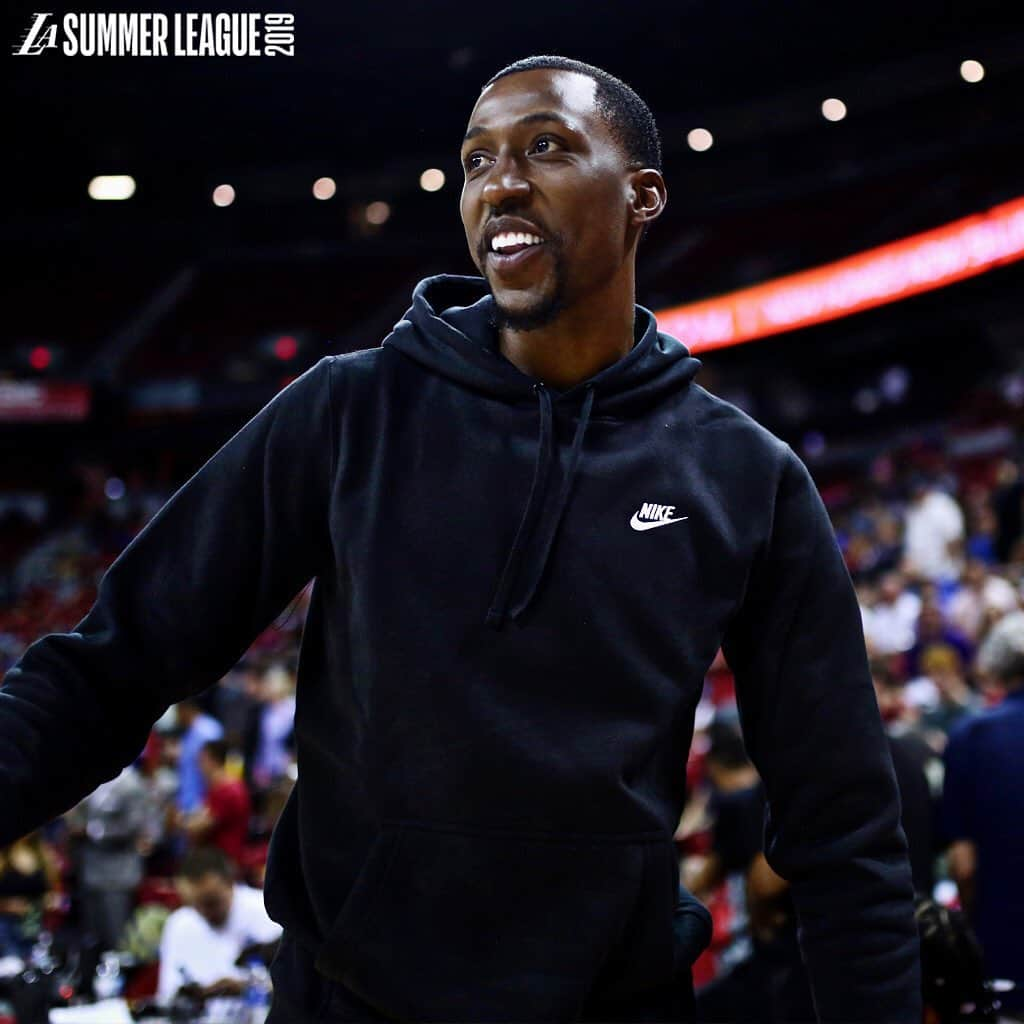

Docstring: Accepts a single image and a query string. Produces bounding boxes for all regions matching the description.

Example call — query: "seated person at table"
[157,845,281,1003]
[0,831,60,959]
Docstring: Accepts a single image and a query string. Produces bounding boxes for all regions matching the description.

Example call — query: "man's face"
[162,736,181,767]
[919,605,943,635]
[460,68,635,331]
[191,872,233,929]
[879,573,903,604]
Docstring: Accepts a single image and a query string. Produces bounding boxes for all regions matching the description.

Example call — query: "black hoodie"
[0,275,920,1021]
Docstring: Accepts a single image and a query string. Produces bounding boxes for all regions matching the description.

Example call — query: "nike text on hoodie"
[0,275,921,1021]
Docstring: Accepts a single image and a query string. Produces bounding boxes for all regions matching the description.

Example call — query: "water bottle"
[92,951,124,1000]
[241,957,272,1024]
[28,931,55,975]
[13,938,54,1024]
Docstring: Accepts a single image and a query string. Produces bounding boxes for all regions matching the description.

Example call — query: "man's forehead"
[467,68,600,133]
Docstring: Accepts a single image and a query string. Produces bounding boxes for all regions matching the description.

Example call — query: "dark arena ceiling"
[2,0,1023,464]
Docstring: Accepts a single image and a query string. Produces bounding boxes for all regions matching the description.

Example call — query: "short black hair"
[705,720,751,771]
[483,55,662,172]
[179,845,233,882]
[200,738,228,766]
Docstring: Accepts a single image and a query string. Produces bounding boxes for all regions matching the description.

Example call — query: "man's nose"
[481,153,531,208]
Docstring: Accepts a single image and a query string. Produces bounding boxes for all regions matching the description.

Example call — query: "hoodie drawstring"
[485,383,595,629]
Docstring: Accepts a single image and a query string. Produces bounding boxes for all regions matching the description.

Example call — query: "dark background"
[3,0,1024,489]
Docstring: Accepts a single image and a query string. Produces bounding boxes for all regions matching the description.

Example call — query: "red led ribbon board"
[657,196,1024,353]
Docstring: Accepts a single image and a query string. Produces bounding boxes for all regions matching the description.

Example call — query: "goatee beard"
[492,288,568,332]
[488,252,567,333]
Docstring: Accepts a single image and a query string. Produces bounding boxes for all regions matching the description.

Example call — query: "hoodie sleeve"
[0,356,335,847]
[720,444,921,1023]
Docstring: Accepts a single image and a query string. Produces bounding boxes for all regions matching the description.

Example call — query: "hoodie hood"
[383,274,701,415]
[382,274,702,629]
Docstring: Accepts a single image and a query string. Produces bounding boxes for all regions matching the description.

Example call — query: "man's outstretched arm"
[0,356,336,847]
[721,444,921,1023]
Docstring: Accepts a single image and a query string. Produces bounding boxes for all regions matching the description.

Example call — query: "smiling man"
[0,57,920,1023]
[462,60,666,391]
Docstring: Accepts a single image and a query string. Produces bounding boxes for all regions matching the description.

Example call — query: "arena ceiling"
[3,0,1023,375]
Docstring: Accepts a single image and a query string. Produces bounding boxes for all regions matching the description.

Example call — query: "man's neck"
[497,273,637,391]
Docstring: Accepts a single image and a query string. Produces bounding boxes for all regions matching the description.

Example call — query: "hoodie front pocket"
[314,820,670,1023]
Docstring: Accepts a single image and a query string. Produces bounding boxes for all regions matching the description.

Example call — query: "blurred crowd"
[0,652,300,1008]
[1,437,1023,1019]
[0,462,315,1010]
[678,446,1024,1021]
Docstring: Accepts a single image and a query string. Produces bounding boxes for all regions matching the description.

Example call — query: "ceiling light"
[420,168,445,192]
[687,128,713,152]
[960,59,984,83]
[313,177,336,200]
[212,184,235,207]
[365,201,390,225]
[821,98,847,122]
[88,175,136,200]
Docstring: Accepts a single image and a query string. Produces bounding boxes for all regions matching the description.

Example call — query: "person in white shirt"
[157,845,282,1004]
[946,557,1020,642]
[861,571,922,655]
[903,477,965,585]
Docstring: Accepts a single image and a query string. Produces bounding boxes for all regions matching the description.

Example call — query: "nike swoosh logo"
[629,513,689,532]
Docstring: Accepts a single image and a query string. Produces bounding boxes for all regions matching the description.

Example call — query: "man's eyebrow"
[462,111,576,144]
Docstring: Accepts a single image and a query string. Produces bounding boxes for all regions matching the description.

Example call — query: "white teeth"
[490,231,544,253]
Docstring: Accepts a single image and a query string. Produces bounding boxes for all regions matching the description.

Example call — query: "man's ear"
[628,169,667,228]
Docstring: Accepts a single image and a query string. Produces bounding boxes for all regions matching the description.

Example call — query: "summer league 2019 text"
[13,12,295,58]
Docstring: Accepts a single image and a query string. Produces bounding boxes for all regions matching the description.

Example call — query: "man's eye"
[465,153,488,171]
[530,136,561,154]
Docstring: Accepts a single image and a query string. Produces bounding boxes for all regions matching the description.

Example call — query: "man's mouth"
[484,229,550,278]
[489,231,545,256]
[486,241,547,277]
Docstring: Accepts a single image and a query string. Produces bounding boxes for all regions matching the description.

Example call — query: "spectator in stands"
[871,658,916,728]
[691,721,815,1023]
[174,697,223,815]
[0,831,60,959]
[991,457,1024,566]
[965,502,999,565]
[941,610,1024,1014]
[914,645,983,746]
[843,529,877,582]
[66,763,152,952]
[861,570,922,655]
[905,600,973,679]
[902,472,965,587]
[844,506,904,585]
[184,740,251,869]
[251,664,295,793]
[137,731,181,876]
[946,556,1019,643]
[874,510,905,573]
[213,661,262,755]
[868,661,942,897]
[854,656,944,898]
[157,845,281,1005]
